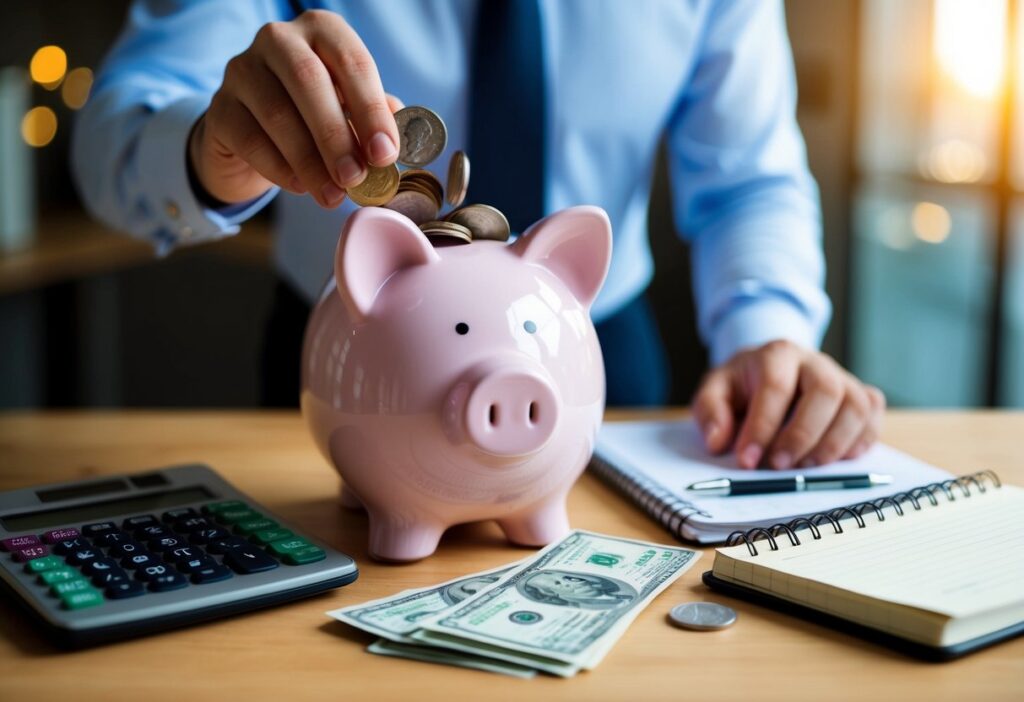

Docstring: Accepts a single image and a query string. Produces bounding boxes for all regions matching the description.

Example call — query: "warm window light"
[911,202,952,244]
[29,45,67,89]
[920,139,988,183]
[933,0,1006,100]
[61,67,93,110]
[21,106,58,147]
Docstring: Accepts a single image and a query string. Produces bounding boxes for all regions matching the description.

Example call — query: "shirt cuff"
[135,95,277,254]
[709,296,820,366]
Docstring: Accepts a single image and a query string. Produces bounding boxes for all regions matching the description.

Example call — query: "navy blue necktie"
[467,0,546,234]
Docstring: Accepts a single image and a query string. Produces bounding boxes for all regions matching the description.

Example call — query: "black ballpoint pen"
[685,473,894,496]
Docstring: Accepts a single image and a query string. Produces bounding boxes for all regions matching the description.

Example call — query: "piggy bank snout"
[453,363,560,457]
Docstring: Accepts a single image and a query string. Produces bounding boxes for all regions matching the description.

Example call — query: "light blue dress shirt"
[72,0,830,365]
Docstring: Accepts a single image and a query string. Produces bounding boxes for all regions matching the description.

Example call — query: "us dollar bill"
[367,639,537,679]
[414,530,700,672]
[327,562,520,644]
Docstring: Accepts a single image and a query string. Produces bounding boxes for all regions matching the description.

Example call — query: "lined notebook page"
[717,485,1024,619]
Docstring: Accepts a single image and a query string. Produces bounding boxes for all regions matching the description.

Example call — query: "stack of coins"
[346,106,511,245]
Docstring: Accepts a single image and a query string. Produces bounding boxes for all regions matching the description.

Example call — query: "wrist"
[186,114,232,210]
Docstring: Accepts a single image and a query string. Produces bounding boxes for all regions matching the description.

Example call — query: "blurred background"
[0,0,1021,409]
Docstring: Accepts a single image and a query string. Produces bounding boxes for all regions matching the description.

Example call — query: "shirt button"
[165,201,180,219]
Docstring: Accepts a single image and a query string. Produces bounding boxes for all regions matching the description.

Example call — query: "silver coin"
[445,204,510,242]
[395,106,448,167]
[667,602,737,631]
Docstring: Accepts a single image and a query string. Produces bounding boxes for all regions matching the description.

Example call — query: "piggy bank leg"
[498,496,571,547]
[367,511,445,562]
[339,485,364,511]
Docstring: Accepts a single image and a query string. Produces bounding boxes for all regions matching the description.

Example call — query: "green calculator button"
[203,500,248,515]
[234,518,279,535]
[266,537,313,557]
[283,546,325,565]
[215,508,261,525]
[38,567,79,585]
[250,528,293,545]
[24,556,62,574]
[61,588,104,610]
[52,578,93,597]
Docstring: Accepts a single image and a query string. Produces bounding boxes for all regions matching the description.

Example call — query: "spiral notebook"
[702,473,1024,659]
[590,420,951,544]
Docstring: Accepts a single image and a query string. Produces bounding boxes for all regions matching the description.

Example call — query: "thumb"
[691,369,738,454]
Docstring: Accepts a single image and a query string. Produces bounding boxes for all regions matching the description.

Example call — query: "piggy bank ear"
[511,206,612,309]
[335,207,440,319]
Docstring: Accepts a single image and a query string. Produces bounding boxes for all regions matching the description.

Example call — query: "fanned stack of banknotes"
[327,531,700,678]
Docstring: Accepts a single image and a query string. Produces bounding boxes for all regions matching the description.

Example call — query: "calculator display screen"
[1,486,214,531]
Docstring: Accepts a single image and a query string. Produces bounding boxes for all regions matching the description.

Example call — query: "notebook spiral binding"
[589,451,713,540]
[725,470,1002,557]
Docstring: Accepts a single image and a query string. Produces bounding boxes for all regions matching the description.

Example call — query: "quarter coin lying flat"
[667,602,737,631]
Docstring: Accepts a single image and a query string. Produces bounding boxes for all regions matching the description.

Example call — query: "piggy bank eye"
[523,320,537,334]
[455,322,470,335]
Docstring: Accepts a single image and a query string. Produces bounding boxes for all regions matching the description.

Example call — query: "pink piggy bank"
[301,205,612,561]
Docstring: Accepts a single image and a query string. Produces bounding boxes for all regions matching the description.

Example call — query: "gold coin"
[347,164,400,207]
[446,150,470,207]
[419,220,472,245]
[445,204,510,241]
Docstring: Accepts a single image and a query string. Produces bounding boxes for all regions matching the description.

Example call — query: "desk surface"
[0,410,1021,701]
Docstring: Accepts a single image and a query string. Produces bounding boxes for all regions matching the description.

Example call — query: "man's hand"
[692,340,885,470]
[188,10,402,209]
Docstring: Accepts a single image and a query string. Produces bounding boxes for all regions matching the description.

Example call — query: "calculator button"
[81,522,119,537]
[97,532,132,547]
[176,516,214,533]
[108,540,147,559]
[51,578,95,597]
[66,548,101,566]
[215,508,262,526]
[206,536,252,555]
[122,514,160,531]
[168,546,202,563]
[13,545,50,562]
[61,588,104,610]
[92,570,131,588]
[224,546,279,574]
[39,567,80,585]
[283,546,326,566]
[249,528,294,545]
[1,535,41,552]
[150,536,187,553]
[190,527,231,545]
[266,538,313,558]
[24,556,62,574]
[106,580,147,599]
[162,507,199,523]
[234,518,279,536]
[147,573,189,592]
[121,552,160,570]
[177,556,216,574]
[41,528,80,544]
[202,500,247,515]
[83,557,121,576]
[136,525,173,541]
[53,538,92,555]
[137,563,174,581]
[191,564,233,584]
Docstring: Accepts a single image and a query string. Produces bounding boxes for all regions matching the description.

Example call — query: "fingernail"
[772,451,793,470]
[335,155,365,186]
[798,458,817,468]
[367,132,397,163]
[704,421,719,445]
[322,182,345,205]
[740,444,762,469]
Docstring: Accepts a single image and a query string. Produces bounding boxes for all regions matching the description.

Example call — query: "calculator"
[0,464,358,647]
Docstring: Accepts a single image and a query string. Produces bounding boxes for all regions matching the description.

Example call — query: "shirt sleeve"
[71,0,289,255]
[666,0,832,366]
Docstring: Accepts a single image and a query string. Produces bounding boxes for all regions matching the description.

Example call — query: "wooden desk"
[0,410,1021,701]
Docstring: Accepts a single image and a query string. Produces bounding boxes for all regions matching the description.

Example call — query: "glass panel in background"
[859,0,1004,184]
[1001,201,1024,406]
[1012,0,1024,190]
[850,181,995,406]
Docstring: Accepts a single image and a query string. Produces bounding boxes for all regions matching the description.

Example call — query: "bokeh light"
[920,139,988,183]
[61,67,93,110]
[933,0,1006,100]
[29,45,67,89]
[21,106,58,147]
[911,202,952,244]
